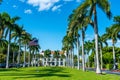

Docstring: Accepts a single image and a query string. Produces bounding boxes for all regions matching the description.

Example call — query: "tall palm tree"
[75,0,111,73]
[104,16,120,69]
[68,9,90,71]
[98,35,108,70]
[113,16,120,38]
[84,40,93,68]
[105,26,117,69]
[44,49,51,66]
[21,32,31,67]
[10,42,19,64]
[28,37,40,67]
[53,50,60,66]
[0,12,10,38]
[5,14,20,68]
[11,25,26,64]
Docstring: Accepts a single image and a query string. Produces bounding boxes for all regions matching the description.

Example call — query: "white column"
[59,58,61,66]
[63,59,65,66]
[42,58,44,66]
[55,58,57,66]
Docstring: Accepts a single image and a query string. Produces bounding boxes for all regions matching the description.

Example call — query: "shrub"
[118,64,120,69]
[106,64,113,70]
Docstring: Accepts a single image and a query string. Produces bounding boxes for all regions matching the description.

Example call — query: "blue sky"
[0,0,120,51]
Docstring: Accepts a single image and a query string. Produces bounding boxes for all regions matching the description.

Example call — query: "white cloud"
[63,0,73,2]
[63,0,80,2]
[19,0,25,2]
[13,5,17,8]
[52,5,62,11]
[76,0,81,2]
[24,9,32,14]
[85,35,94,41]
[27,0,60,11]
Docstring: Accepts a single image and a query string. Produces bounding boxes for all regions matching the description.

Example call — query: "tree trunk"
[13,52,15,64]
[6,30,11,68]
[77,35,80,70]
[23,44,26,67]
[112,40,116,70]
[70,49,72,67]
[28,49,31,67]
[93,5,101,74]
[87,53,90,68]
[100,45,103,70]
[81,29,85,71]
[17,40,21,64]
[72,48,74,68]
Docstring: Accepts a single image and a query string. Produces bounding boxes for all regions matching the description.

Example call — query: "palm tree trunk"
[72,48,74,68]
[93,5,101,74]
[87,53,90,68]
[112,41,116,70]
[77,35,80,70]
[13,52,15,64]
[28,49,31,67]
[94,53,96,68]
[17,40,21,64]
[81,29,85,71]
[23,44,26,67]
[66,52,68,67]
[6,30,11,68]
[100,46,103,70]
[70,49,72,67]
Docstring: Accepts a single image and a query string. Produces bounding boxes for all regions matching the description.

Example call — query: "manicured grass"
[0,67,120,80]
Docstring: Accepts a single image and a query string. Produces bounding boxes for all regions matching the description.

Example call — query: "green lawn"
[0,67,120,80]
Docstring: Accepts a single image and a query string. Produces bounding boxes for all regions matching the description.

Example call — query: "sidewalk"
[88,68,120,75]
[102,70,120,75]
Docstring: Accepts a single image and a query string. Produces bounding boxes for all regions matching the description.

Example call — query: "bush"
[118,64,120,69]
[106,64,113,70]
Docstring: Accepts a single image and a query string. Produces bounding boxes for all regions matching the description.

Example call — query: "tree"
[104,16,120,69]
[98,35,108,70]
[84,40,93,68]
[5,14,20,68]
[44,49,51,66]
[11,25,26,65]
[53,50,60,66]
[67,9,90,71]
[75,0,111,73]
[10,43,19,64]
[21,32,31,67]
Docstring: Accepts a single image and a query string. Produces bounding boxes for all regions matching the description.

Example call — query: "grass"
[0,67,120,80]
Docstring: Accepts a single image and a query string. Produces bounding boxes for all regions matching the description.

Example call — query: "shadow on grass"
[0,67,71,79]
[0,68,20,72]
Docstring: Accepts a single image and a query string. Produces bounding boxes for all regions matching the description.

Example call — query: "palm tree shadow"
[6,67,71,79]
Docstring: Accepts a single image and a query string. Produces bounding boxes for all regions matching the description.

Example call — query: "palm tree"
[105,26,117,69]
[10,43,19,64]
[0,12,10,38]
[98,35,108,70]
[11,25,26,65]
[21,32,31,67]
[0,38,8,48]
[75,0,111,73]
[53,50,60,66]
[68,9,90,71]
[113,16,120,38]
[44,49,51,66]
[28,38,40,67]
[104,16,120,69]
[84,40,93,68]
[5,14,20,68]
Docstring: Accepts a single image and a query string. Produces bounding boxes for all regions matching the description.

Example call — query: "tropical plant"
[5,14,20,68]
[74,0,111,73]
